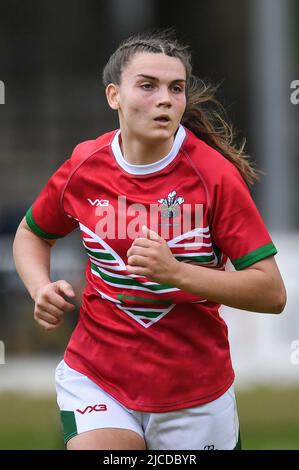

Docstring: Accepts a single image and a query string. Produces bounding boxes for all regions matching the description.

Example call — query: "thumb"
[141,225,162,241]
[55,280,75,298]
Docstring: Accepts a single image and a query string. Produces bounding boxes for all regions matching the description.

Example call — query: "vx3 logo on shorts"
[203,444,217,450]
[76,404,108,414]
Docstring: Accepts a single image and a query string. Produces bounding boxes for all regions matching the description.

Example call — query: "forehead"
[121,52,186,81]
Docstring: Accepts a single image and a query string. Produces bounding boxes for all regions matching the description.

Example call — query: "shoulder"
[181,127,250,212]
[55,130,117,195]
[182,127,244,187]
[69,130,117,164]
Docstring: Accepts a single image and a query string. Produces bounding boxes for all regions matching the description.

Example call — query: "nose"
[156,86,171,107]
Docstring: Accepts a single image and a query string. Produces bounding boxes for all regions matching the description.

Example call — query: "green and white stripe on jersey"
[25,206,64,239]
[90,262,179,294]
[80,223,126,270]
[232,242,277,270]
[168,226,220,266]
[116,303,176,328]
[93,287,176,327]
[79,223,217,327]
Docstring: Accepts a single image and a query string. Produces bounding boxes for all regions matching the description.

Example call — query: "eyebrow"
[135,74,186,83]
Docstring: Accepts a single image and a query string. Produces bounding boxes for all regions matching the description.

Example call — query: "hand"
[33,280,76,331]
[126,225,179,285]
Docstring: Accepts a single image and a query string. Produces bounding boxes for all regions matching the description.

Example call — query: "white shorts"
[55,359,241,450]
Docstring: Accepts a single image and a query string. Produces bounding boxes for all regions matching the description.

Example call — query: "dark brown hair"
[102,30,259,186]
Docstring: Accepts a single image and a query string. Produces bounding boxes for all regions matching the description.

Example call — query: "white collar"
[111,124,186,175]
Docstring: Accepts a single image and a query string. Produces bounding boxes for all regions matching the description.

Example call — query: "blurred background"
[0,0,298,449]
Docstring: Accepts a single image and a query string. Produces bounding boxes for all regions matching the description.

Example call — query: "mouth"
[154,115,171,125]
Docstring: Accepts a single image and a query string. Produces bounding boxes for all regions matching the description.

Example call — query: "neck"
[119,131,175,165]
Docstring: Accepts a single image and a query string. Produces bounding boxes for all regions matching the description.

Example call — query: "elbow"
[269,285,287,314]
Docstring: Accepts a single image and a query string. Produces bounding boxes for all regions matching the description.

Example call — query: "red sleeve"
[211,165,277,270]
[25,151,79,239]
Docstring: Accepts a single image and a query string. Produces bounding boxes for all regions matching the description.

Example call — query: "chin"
[151,126,175,138]
[132,125,175,144]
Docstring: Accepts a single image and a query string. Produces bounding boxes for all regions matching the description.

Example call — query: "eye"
[171,85,184,94]
[140,83,154,90]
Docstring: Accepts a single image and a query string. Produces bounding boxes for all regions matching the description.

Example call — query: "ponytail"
[183,75,259,186]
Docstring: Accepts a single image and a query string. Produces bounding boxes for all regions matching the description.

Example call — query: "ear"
[106,83,120,110]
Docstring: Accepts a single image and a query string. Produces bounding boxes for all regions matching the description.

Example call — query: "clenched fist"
[33,280,76,331]
[126,225,179,285]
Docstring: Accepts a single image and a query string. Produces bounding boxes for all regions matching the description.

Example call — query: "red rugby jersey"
[26,125,277,411]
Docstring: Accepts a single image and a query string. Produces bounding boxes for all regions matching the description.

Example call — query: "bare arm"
[127,226,287,314]
[13,217,75,330]
[171,256,286,314]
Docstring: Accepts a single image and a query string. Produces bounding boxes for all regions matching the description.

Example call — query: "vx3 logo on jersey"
[87,199,110,207]
[76,404,108,414]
